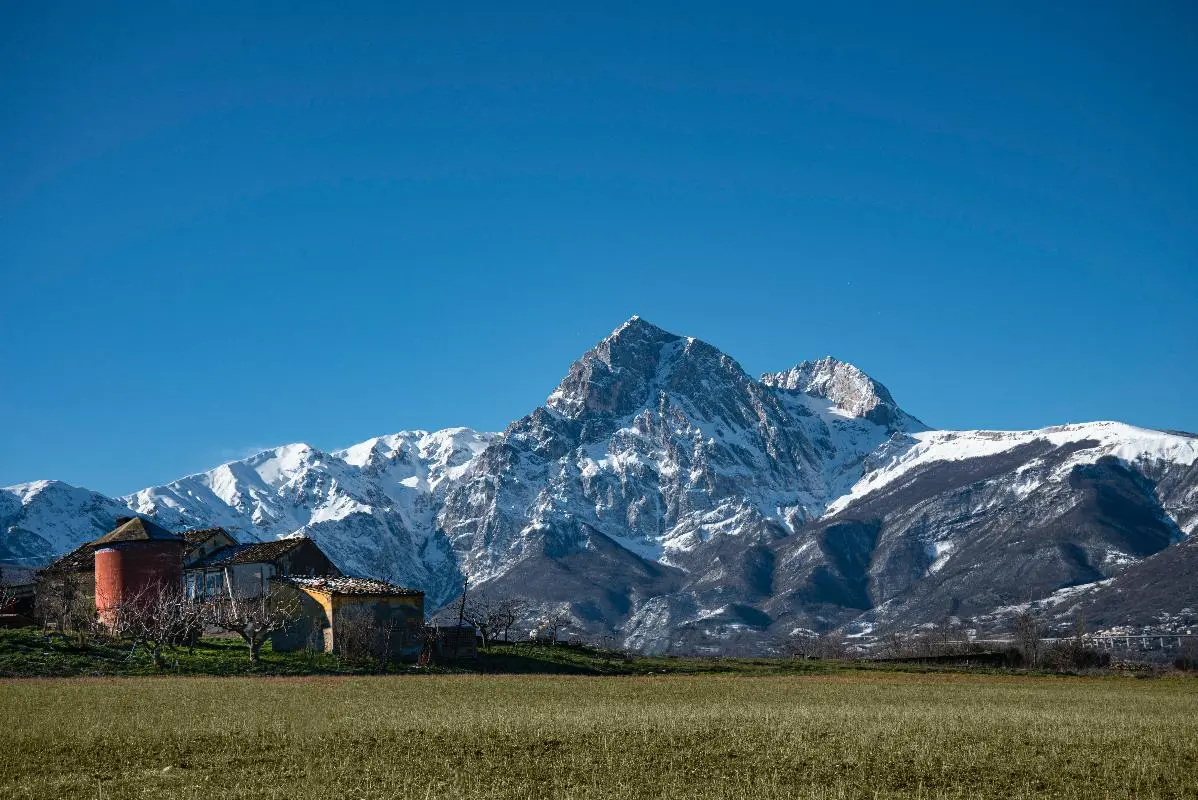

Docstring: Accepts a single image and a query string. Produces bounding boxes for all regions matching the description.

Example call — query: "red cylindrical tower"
[94,525,185,626]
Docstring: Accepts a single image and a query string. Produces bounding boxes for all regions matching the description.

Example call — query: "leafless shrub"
[413,623,441,667]
[1043,617,1109,672]
[333,605,398,668]
[303,614,327,656]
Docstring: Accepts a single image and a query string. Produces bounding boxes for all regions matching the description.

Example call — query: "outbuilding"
[271,575,425,660]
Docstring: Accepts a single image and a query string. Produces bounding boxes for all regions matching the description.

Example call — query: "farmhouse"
[44,521,340,604]
[33,517,439,661]
[46,519,221,600]
[184,535,340,601]
[90,517,185,624]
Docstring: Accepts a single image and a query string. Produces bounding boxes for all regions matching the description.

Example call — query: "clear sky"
[1,2,1195,496]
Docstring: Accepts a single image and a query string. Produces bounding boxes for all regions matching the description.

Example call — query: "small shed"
[271,576,425,661]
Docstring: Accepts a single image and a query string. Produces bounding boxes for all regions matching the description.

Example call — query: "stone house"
[270,575,425,660]
[184,536,339,601]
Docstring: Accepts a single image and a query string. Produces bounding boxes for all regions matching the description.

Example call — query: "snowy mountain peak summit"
[762,357,923,430]
[546,317,760,421]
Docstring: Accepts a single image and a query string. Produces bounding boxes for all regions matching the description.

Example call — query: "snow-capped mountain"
[4,317,1197,650]
[2,429,492,605]
[0,481,133,565]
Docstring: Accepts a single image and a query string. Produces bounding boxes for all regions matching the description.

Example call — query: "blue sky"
[2,2,1195,495]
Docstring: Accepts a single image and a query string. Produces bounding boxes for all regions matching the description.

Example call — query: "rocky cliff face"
[4,317,1197,650]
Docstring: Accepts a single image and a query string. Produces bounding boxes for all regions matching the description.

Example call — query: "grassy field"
[0,627,934,678]
[2,671,1196,799]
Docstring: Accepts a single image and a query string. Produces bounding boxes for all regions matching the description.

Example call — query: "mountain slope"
[0,481,132,565]
[437,318,1198,651]
[2,429,492,606]
[3,317,1196,652]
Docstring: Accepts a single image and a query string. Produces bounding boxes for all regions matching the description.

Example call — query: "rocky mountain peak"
[544,317,762,428]
[546,317,682,418]
[761,357,913,428]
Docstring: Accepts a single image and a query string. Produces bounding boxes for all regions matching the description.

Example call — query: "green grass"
[0,627,348,677]
[3,628,1196,798]
[2,671,1196,799]
[0,628,973,678]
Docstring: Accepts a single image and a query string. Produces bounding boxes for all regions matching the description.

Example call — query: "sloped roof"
[44,518,186,573]
[278,575,423,597]
[0,565,36,587]
[92,517,184,546]
[182,527,232,546]
[195,538,307,568]
[46,541,96,573]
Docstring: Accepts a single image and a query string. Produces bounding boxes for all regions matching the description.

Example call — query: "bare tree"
[785,630,849,660]
[108,582,201,669]
[0,565,18,615]
[784,630,819,659]
[203,590,300,664]
[877,631,909,660]
[1014,609,1046,668]
[816,631,848,660]
[463,593,528,648]
[533,607,574,644]
[494,596,527,643]
[33,569,94,646]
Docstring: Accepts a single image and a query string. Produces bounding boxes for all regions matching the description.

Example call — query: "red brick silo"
[92,517,185,625]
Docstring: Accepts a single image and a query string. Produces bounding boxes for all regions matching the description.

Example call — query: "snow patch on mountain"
[825,422,1198,518]
[762,357,927,431]
[0,481,131,565]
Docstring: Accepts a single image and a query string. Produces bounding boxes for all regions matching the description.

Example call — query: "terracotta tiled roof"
[196,538,307,568]
[182,527,230,546]
[278,575,423,597]
[45,542,98,573]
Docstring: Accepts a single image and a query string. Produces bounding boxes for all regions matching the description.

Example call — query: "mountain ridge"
[4,317,1196,651]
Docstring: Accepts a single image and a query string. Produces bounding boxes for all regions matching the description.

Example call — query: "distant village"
[0,516,555,666]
